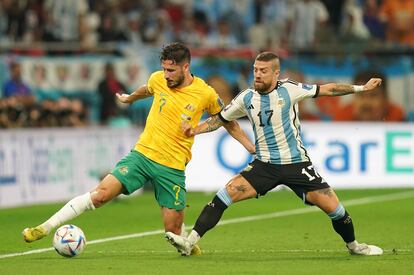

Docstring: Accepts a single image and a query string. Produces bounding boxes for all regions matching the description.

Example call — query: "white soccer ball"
[53,224,86,257]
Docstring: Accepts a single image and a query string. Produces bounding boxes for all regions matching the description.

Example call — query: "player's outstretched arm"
[318,78,382,97]
[116,85,152,104]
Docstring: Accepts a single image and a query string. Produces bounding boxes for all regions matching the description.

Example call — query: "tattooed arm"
[182,115,224,137]
[318,78,382,97]
[181,114,255,154]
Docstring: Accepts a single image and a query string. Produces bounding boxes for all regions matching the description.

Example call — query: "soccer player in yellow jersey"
[22,43,255,255]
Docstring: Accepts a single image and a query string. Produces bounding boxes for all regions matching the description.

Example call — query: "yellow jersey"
[135,71,223,170]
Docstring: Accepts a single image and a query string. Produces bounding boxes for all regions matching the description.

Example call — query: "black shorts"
[240,159,330,204]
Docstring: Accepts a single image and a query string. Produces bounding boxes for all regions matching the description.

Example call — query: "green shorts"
[111,150,186,210]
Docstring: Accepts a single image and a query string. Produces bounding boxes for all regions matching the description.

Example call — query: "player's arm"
[182,114,224,137]
[116,85,152,104]
[318,78,382,97]
[222,119,256,154]
[182,114,255,154]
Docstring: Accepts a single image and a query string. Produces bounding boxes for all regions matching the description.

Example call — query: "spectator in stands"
[2,0,28,41]
[43,0,88,42]
[97,63,127,124]
[341,0,371,41]
[378,0,414,46]
[205,18,238,49]
[363,0,386,41]
[233,64,251,96]
[334,70,405,121]
[2,62,35,106]
[288,0,329,48]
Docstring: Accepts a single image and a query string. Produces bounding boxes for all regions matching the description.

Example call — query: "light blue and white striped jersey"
[220,79,319,164]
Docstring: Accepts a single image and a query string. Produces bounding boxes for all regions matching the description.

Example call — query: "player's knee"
[216,187,233,206]
[328,203,346,220]
[91,189,112,208]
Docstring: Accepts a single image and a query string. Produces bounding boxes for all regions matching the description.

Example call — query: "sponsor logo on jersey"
[247,104,254,110]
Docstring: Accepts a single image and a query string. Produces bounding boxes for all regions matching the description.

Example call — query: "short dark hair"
[255,52,279,62]
[255,52,280,71]
[160,42,191,64]
[354,70,387,95]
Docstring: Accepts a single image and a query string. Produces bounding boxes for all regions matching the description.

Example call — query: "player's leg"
[284,161,382,255]
[23,150,149,243]
[161,207,184,235]
[23,174,123,242]
[191,174,257,238]
[306,188,382,256]
[166,174,258,256]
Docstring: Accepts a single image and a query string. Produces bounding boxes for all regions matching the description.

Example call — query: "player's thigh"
[111,150,151,195]
[225,174,257,203]
[153,164,186,211]
[281,161,331,205]
[239,159,282,198]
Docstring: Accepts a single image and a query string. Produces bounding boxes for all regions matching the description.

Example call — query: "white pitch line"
[1,190,413,260]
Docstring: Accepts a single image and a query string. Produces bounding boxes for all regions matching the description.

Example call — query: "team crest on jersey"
[184,104,195,112]
[119,166,129,175]
[302,83,313,90]
[277,98,285,107]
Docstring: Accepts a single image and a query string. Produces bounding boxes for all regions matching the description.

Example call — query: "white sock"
[346,240,359,250]
[188,230,200,245]
[40,192,95,233]
[180,223,188,237]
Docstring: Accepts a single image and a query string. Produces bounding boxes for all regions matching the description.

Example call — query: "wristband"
[353,85,364,93]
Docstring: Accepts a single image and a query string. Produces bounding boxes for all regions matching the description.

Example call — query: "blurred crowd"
[0,0,412,128]
[1,0,414,54]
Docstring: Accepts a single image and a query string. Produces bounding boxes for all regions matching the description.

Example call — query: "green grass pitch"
[1,188,413,275]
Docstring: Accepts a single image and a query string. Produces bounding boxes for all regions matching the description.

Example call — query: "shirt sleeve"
[206,90,224,116]
[146,72,159,95]
[285,81,319,103]
[220,92,247,122]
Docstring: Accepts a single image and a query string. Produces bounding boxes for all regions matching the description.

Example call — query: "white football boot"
[347,241,383,256]
[165,232,193,256]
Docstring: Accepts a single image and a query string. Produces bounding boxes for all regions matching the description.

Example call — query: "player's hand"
[363,78,382,91]
[181,121,195,137]
[116,93,130,104]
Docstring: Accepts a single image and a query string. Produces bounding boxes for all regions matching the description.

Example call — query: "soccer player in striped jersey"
[165,52,383,256]
[22,43,255,255]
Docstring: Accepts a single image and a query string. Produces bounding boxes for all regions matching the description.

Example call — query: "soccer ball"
[53,224,86,258]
